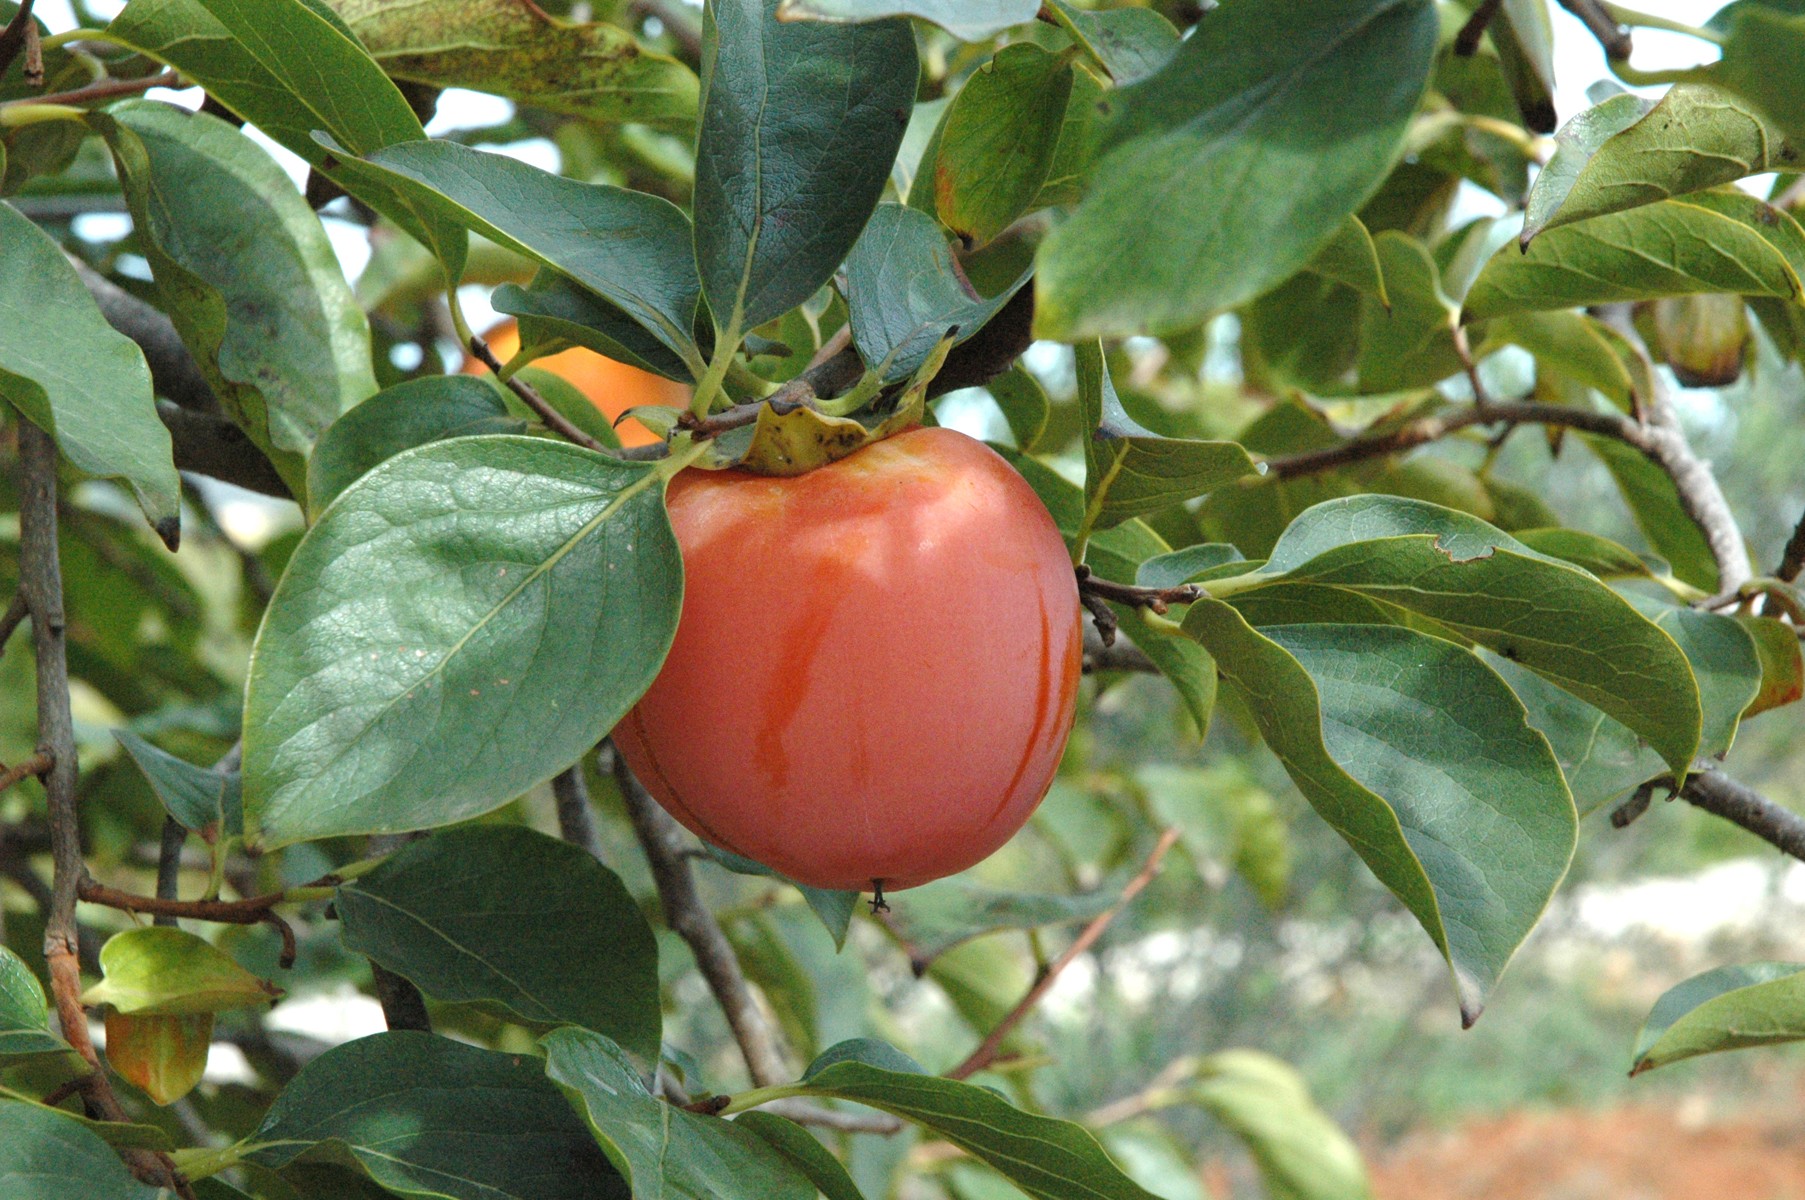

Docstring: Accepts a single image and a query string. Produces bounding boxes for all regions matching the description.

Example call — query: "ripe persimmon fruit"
[464,320,688,447]
[614,426,1083,893]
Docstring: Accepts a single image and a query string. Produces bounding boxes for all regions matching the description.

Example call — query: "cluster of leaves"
[6,0,1805,1196]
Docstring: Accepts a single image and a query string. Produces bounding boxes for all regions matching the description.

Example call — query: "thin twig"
[1455,0,1504,55]
[1557,0,1633,59]
[613,747,792,1087]
[153,817,187,929]
[0,590,28,652]
[1678,770,1805,861]
[0,70,180,109]
[552,762,606,863]
[1778,508,1805,583]
[18,422,190,1195]
[0,751,52,794]
[467,335,610,454]
[945,829,1180,1082]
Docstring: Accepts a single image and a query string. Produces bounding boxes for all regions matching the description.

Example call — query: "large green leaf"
[1708,2,1805,143]
[1306,214,1388,303]
[541,1027,815,1200]
[242,1032,626,1199]
[1355,232,1460,392]
[1464,194,1804,319]
[1044,0,1179,87]
[932,43,1072,248]
[694,0,918,334]
[329,0,699,130]
[105,0,464,271]
[336,826,661,1058]
[1181,605,1573,1021]
[0,947,65,1059]
[733,1112,867,1200]
[92,100,377,503]
[0,201,179,538]
[1631,962,1805,1074]
[1523,84,1794,243]
[493,271,693,382]
[774,0,1036,40]
[1483,310,1651,411]
[242,437,683,848]
[1248,496,1703,776]
[113,730,242,840]
[308,375,525,511]
[0,1103,161,1200]
[784,1039,1162,1200]
[1077,343,1255,530]
[1035,0,1438,339]
[82,928,276,1016]
[1191,1051,1372,1200]
[843,204,1031,382]
[336,139,704,372]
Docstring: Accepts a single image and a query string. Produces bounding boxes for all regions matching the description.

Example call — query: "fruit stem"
[689,324,743,419]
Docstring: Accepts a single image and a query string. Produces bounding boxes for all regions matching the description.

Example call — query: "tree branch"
[466,334,611,454]
[612,747,792,1087]
[553,762,606,863]
[77,878,296,967]
[1678,769,1805,861]
[18,421,190,1194]
[1778,507,1805,583]
[0,751,52,794]
[1,70,179,109]
[1557,0,1633,59]
[156,402,293,498]
[945,829,1180,1081]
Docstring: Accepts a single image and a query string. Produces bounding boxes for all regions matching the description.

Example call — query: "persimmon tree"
[3,0,1805,1196]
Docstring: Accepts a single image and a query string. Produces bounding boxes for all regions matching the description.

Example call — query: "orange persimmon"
[464,320,688,448]
[614,426,1082,893]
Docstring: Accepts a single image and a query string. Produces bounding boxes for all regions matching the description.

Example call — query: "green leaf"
[1306,214,1388,304]
[987,366,1049,453]
[933,44,1073,247]
[243,1031,626,1200]
[0,202,179,540]
[1631,962,1805,1074]
[1464,194,1804,319]
[1034,0,1439,339]
[542,1027,815,1200]
[1077,343,1256,530]
[695,0,917,333]
[1031,65,1106,210]
[1485,0,1557,133]
[0,1102,162,1200]
[1738,614,1803,716]
[242,437,682,848]
[1633,599,1761,762]
[878,877,1120,968]
[1182,605,1573,1021]
[82,927,277,1016]
[1580,431,1719,591]
[1044,1,1179,87]
[1483,310,1651,411]
[335,139,704,372]
[774,0,1036,40]
[1708,3,1805,143]
[1253,496,1703,776]
[92,100,377,504]
[337,826,661,1057]
[331,0,699,131]
[1136,544,1245,590]
[1191,1051,1371,1200]
[493,271,693,382]
[1356,232,1460,392]
[734,1112,867,1200]
[1513,528,1654,582]
[844,205,1031,382]
[702,845,860,950]
[0,947,65,1059]
[790,1038,1162,1200]
[1240,274,1361,392]
[105,0,463,269]
[113,730,242,840]
[1523,85,1795,243]
[308,375,525,511]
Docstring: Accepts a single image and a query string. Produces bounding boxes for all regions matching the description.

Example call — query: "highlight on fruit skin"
[463,319,689,447]
[615,425,1083,894]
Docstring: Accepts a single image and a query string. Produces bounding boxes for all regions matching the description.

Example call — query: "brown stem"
[946,829,1180,1082]
[1556,0,1633,60]
[77,878,286,923]
[0,590,28,652]
[1454,0,1504,55]
[552,762,606,863]
[0,0,36,82]
[613,747,792,1087]
[1,70,180,109]
[467,335,610,454]
[1678,770,1805,861]
[1778,507,1805,583]
[18,422,189,1193]
[0,750,52,794]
